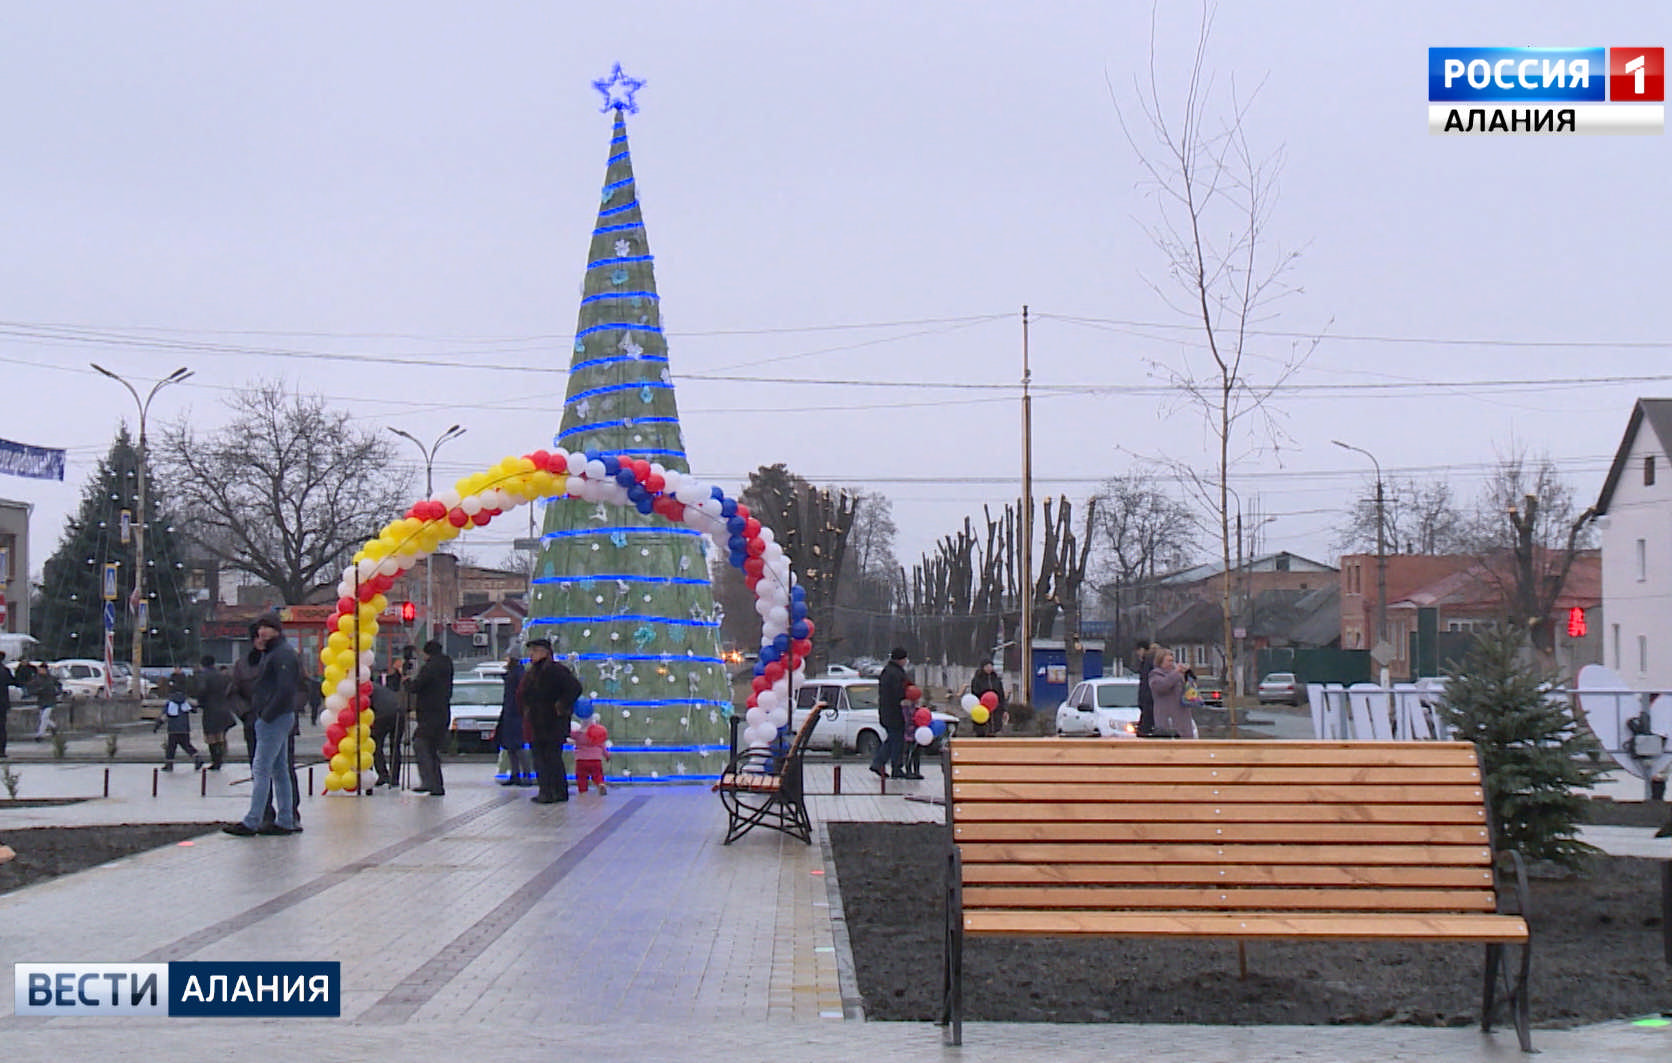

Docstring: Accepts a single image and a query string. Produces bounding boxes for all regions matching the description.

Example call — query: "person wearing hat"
[517,638,582,804]
[496,647,533,787]
[408,639,455,796]
[224,614,301,837]
[870,647,912,780]
[969,659,1006,737]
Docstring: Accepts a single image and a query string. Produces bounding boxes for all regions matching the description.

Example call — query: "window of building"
[1637,539,1648,582]
[1638,634,1649,675]
[1647,454,1657,486]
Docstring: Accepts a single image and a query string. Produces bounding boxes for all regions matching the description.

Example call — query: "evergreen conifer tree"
[526,86,733,780]
[1437,623,1606,870]
[32,426,201,668]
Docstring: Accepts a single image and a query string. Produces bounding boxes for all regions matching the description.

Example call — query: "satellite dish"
[1575,664,1672,780]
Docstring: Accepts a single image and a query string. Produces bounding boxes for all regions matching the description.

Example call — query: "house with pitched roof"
[1593,398,1672,689]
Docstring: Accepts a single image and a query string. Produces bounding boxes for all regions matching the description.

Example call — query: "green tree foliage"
[1437,623,1605,870]
[33,426,202,666]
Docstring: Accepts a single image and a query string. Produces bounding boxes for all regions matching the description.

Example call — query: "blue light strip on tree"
[571,353,668,373]
[593,221,644,235]
[594,698,733,709]
[586,254,654,268]
[558,417,679,441]
[598,200,638,217]
[575,322,664,339]
[592,448,686,459]
[541,525,701,540]
[528,615,719,628]
[602,177,635,193]
[532,574,711,586]
[607,151,630,164]
[581,290,659,304]
[573,653,726,665]
[566,381,673,404]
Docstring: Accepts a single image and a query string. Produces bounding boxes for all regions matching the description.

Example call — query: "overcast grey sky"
[2,1,1667,581]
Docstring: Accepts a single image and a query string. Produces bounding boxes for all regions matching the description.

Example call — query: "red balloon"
[913,708,932,728]
[735,503,751,520]
[336,706,357,728]
[326,723,346,745]
[644,473,665,493]
[471,510,491,526]
[448,507,469,527]
[743,556,766,578]
[802,619,815,637]
[358,681,373,697]
[763,660,785,684]
[358,582,378,602]
[532,449,551,470]
[980,691,1000,710]
[337,596,355,614]
[906,684,923,702]
[405,505,420,520]
[791,638,812,659]
[321,741,336,759]
[743,517,761,539]
[632,459,651,482]
[585,723,608,744]
[745,537,766,557]
[751,675,770,693]
[744,575,761,590]
[324,613,340,633]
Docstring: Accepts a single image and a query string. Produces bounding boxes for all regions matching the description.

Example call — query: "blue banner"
[0,437,66,481]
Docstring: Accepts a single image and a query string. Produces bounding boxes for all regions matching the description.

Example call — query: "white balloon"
[745,707,767,727]
[758,526,775,545]
[359,650,376,666]
[460,494,483,516]
[756,690,779,713]
[317,708,335,728]
[356,558,378,579]
[791,666,807,685]
[767,606,789,629]
[337,678,357,698]
[768,707,789,728]
[566,452,587,475]
[438,488,461,508]
[326,693,349,712]
[698,498,723,518]
[747,723,778,747]
[961,693,980,711]
[681,505,705,526]
[915,726,934,746]
[585,459,607,480]
[376,558,399,578]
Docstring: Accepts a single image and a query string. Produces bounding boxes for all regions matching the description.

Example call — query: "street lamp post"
[389,425,466,642]
[92,364,194,697]
[1333,440,1387,662]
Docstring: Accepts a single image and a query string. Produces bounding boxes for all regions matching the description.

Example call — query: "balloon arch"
[315,449,810,794]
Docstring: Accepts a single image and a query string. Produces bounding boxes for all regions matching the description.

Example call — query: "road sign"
[103,562,119,601]
[453,618,480,636]
[103,602,116,631]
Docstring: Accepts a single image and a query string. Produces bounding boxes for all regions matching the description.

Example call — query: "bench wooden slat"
[961,885,1499,912]
[959,862,1496,889]
[961,910,1528,943]
[950,740,1480,768]
[953,764,1484,785]
[952,782,1484,805]
[955,821,1493,845]
[953,801,1487,824]
[958,842,1493,867]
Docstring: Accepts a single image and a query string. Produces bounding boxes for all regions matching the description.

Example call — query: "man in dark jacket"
[870,647,911,780]
[1134,639,1156,738]
[969,660,1006,737]
[497,650,532,787]
[0,651,29,758]
[407,639,454,796]
[369,676,404,788]
[517,638,582,804]
[193,656,235,771]
[225,614,301,836]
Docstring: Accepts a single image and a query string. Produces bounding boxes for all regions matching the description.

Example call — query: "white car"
[1055,677,1143,738]
[791,676,960,756]
[822,664,859,678]
[50,659,157,698]
[448,678,504,753]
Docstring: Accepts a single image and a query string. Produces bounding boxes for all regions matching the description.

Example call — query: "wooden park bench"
[940,739,1532,1050]
[712,701,831,846]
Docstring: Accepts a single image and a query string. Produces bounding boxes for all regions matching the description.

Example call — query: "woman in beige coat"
[1147,649,1197,739]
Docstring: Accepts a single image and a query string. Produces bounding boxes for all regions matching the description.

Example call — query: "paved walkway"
[1,759,1669,1062]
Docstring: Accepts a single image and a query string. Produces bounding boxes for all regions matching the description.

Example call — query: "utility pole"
[92,364,193,697]
[389,425,467,643]
[1018,306,1034,721]
[1334,440,1388,671]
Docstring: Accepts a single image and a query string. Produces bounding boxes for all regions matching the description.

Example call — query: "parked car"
[448,678,504,753]
[50,659,160,698]
[473,660,508,679]
[791,676,959,756]
[1055,677,1143,737]
[1257,672,1301,706]
[822,664,859,678]
[1192,675,1227,707]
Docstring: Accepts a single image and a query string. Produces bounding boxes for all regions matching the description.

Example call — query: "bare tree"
[1114,2,1319,699]
[1465,448,1596,660]
[1334,476,1470,555]
[1090,472,1201,649]
[835,492,903,658]
[157,382,413,603]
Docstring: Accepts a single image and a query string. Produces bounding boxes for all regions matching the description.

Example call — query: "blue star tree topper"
[593,63,645,113]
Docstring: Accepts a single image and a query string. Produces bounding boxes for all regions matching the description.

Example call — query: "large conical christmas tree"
[526,69,734,781]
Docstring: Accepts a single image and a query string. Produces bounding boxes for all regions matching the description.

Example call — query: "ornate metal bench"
[713,701,830,845]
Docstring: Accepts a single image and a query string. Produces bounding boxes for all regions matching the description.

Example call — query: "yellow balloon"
[324,771,343,792]
[369,593,388,613]
[338,735,359,754]
[324,668,346,688]
[330,753,352,774]
[358,751,375,771]
[320,678,334,697]
[970,706,990,725]
[358,708,375,726]
[327,631,350,653]
[340,770,359,791]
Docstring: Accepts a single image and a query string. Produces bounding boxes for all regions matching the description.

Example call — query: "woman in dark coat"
[969,660,1006,736]
[497,651,533,787]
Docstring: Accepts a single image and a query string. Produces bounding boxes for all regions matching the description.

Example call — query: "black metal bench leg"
[1509,940,1533,1052]
[941,846,964,1045]
[1481,942,1501,1033]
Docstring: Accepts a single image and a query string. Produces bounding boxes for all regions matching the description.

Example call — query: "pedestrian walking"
[407,639,454,797]
[154,668,204,771]
[570,721,610,795]
[518,638,582,804]
[223,614,300,837]
[497,649,533,787]
[193,656,235,770]
[1134,639,1157,737]
[29,664,62,740]
[969,660,1006,737]
[869,648,911,781]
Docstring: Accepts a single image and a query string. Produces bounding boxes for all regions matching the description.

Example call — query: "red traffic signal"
[1566,606,1587,639]
[400,601,417,623]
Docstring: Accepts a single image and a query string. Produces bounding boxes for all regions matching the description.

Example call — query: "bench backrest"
[948,739,1500,918]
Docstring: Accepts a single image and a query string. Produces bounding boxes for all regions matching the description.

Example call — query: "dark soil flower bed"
[0,823,217,896]
[829,801,1672,1028]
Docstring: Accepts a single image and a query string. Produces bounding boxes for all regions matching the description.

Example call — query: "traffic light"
[1566,606,1587,638]
[400,601,417,624]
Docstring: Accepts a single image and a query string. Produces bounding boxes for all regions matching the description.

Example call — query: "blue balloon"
[760,645,780,664]
[574,697,595,719]
[601,455,621,476]
[753,662,766,677]
[585,448,601,461]
[726,515,747,534]
[791,602,808,620]
[710,485,726,500]
[930,719,947,737]
[727,534,746,553]
[615,468,638,487]
[790,620,810,640]
[729,550,748,569]
[635,497,654,514]
[791,585,806,601]
[720,498,738,518]
[772,633,791,654]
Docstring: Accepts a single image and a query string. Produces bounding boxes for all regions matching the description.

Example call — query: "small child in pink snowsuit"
[571,721,610,795]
